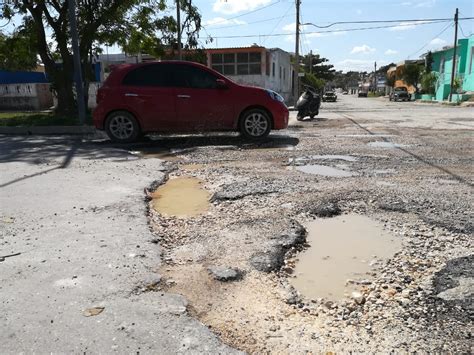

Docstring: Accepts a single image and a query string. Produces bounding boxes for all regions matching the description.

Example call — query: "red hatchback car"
[93,61,289,143]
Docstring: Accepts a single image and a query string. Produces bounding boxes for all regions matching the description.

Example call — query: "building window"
[283,68,286,81]
[211,51,261,76]
[272,62,275,77]
[440,56,445,74]
[279,66,282,79]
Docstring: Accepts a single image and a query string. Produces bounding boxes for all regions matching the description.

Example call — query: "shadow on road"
[0,133,299,188]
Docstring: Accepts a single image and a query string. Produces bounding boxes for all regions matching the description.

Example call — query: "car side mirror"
[216,79,228,89]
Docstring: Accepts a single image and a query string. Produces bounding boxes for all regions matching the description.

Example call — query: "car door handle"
[177,95,191,99]
[125,93,139,97]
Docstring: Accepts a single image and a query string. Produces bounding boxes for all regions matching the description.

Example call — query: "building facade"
[431,36,474,101]
[206,46,294,102]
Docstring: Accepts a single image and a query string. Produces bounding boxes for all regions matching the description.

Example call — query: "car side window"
[169,64,219,89]
[122,64,169,87]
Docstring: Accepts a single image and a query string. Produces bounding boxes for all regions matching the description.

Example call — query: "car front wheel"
[239,109,271,139]
[105,111,141,143]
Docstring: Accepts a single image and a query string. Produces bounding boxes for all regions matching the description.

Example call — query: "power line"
[203,0,282,27]
[207,13,294,30]
[407,22,453,58]
[263,3,293,45]
[302,17,474,28]
[211,20,453,39]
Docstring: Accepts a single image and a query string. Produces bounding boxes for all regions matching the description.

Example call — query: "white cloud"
[351,45,376,54]
[306,32,326,38]
[389,21,431,31]
[203,17,246,27]
[428,37,448,49]
[415,0,436,8]
[212,0,272,15]
[336,59,387,72]
[385,49,398,55]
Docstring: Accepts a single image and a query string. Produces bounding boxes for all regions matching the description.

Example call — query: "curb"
[0,126,97,135]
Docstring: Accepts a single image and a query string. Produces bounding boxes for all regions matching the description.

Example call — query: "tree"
[425,51,433,73]
[301,72,325,91]
[0,21,38,71]
[2,1,203,116]
[420,71,438,95]
[401,64,423,92]
[301,53,335,81]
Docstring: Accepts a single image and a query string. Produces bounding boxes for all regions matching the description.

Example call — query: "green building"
[430,35,474,102]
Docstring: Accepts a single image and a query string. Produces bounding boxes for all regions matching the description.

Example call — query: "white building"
[206,46,294,102]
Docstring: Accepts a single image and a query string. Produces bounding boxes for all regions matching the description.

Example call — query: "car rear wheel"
[239,109,271,140]
[105,111,141,143]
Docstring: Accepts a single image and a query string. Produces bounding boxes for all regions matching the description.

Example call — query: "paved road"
[0,96,471,353]
[0,137,237,353]
[312,95,474,130]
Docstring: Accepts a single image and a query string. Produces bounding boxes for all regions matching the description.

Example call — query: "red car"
[93,61,289,143]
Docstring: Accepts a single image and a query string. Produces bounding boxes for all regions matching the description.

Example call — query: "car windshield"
[395,87,407,92]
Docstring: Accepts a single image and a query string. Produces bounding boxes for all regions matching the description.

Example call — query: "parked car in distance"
[358,90,368,97]
[93,61,289,143]
[322,91,337,102]
[389,87,411,102]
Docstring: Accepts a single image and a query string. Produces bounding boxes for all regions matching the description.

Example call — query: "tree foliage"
[301,72,325,91]
[301,53,335,81]
[425,51,433,73]
[420,71,438,95]
[1,0,203,116]
[0,21,38,71]
[401,64,423,92]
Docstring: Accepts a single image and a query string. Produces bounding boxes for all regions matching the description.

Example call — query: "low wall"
[0,83,53,110]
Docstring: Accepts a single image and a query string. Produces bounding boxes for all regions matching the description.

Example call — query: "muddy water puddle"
[290,214,401,300]
[151,177,210,217]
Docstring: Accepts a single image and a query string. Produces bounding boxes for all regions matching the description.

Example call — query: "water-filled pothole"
[292,164,356,177]
[151,177,210,217]
[290,214,401,300]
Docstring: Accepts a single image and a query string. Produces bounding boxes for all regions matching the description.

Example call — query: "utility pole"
[374,61,377,94]
[294,0,301,103]
[68,0,86,125]
[177,0,182,60]
[309,50,313,74]
[449,8,459,102]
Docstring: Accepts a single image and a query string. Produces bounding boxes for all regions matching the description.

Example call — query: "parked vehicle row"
[93,61,289,143]
[389,87,411,101]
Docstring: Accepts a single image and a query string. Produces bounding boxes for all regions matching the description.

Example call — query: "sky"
[2,0,473,72]
[196,0,474,72]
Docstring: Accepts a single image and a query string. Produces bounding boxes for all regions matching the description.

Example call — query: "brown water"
[151,177,210,217]
[290,214,401,300]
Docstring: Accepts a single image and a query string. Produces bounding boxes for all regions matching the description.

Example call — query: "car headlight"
[265,89,285,103]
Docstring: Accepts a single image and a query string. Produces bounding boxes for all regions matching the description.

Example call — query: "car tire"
[239,109,271,139]
[105,111,141,143]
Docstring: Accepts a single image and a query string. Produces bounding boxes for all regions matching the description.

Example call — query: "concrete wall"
[0,83,53,110]
[264,49,293,102]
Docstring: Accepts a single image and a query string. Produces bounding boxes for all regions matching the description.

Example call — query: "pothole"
[289,214,401,300]
[368,141,408,149]
[151,177,210,217]
[291,164,356,177]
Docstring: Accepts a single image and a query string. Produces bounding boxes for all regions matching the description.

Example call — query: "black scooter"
[296,87,321,121]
